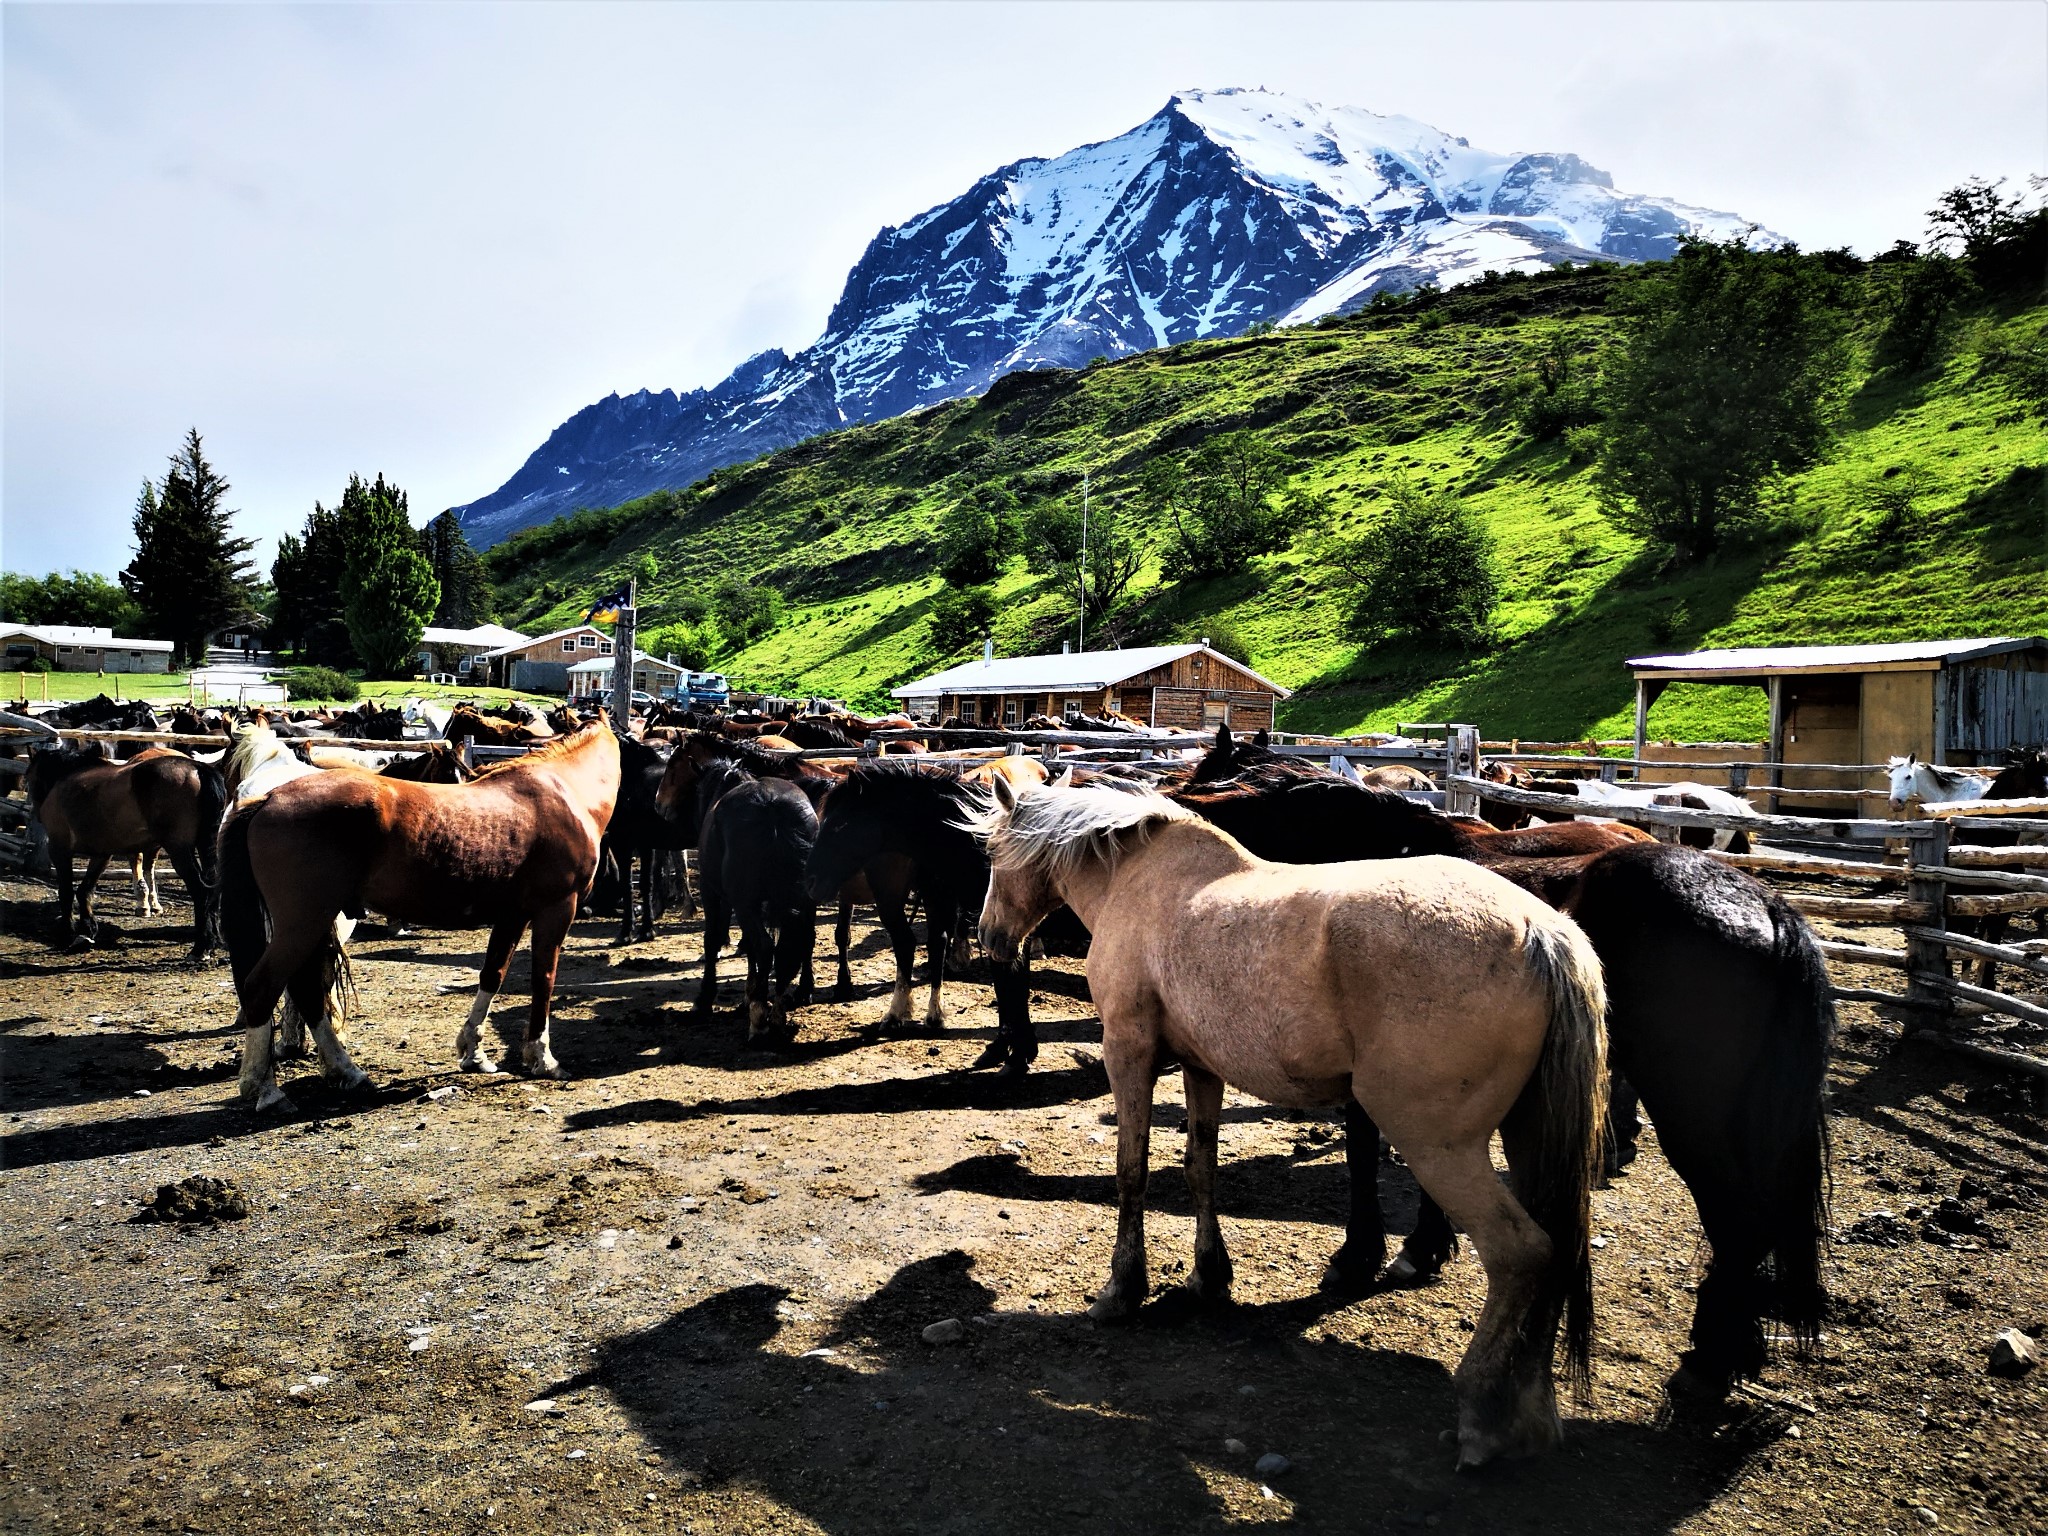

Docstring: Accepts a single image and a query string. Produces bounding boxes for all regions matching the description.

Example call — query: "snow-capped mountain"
[457,88,1764,545]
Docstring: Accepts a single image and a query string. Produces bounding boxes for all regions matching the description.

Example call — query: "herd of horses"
[14,694,2048,1467]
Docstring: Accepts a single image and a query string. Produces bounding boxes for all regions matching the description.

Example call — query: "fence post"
[1728,763,1750,800]
[1599,759,1619,784]
[1904,821,1953,1021]
[1446,725,1481,816]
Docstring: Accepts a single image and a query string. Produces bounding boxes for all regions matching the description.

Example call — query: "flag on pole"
[583,578,633,624]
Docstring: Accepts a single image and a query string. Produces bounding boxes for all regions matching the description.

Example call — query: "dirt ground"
[2,870,2044,1536]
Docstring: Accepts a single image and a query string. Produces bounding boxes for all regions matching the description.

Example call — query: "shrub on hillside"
[283,666,360,703]
[1331,479,1498,646]
[928,585,997,656]
[1142,431,1319,583]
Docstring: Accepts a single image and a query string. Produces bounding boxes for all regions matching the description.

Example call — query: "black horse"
[603,733,695,944]
[1955,747,2048,983]
[1175,752,1834,1398]
[803,760,1041,1076]
[691,757,818,1046]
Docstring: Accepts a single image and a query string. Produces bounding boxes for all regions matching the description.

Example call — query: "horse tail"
[1755,892,1835,1354]
[217,804,269,994]
[1517,915,1610,1398]
[193,762,229,887]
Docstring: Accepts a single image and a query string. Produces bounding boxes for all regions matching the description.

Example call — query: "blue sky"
[4,1,2042,578]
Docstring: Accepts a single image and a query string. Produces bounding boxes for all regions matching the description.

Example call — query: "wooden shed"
[894,643,1290,731]
[477,624,615,693]
[1628,637,2048,797]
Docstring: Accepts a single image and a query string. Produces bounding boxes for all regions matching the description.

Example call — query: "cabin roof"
[566,650,684,675]
[421,623,530,649]
[0,623,174,651]
[1628,636,2048,680]
[893,643,1290,700]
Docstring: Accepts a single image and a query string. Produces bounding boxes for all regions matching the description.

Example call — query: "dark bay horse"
[26,744,225,959]
[219,722,619,1111]
[803,759,1047,1075]
[605,733,695,944]
[1177,758,1833,1397]
[690,757,819,1046]
[972,775,1606,1466]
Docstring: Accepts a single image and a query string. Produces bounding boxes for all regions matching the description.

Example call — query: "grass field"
[480,259,2048,741]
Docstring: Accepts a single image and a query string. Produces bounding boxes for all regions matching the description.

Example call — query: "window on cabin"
[959,699,978,723]
[561,639,575,653]
[1063,698,1081,719]
[599,641,613,656]
[1003,699,1018,725]
[579,634,598,649]
[1204,700,1230,727]
[1106,694,1120,715]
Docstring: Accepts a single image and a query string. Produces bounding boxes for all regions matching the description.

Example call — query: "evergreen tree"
[118,430,257,667]
[337,473,439,678]
[271,502,354,663]
[1594,237,1851,562]
[423,510,491,628]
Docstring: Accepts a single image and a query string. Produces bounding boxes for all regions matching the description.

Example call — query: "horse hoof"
[1319,1248,1382,1298]
[64,934,96,954]
[969,1040,1008,1071]
[460,1056,500,1075]
[252,1085,297,1115]
[1087,1289,1142,1324]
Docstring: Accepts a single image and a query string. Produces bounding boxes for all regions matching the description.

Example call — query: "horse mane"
[226,726,294,784]
[967,781,1193,882]
[470,720,612,779]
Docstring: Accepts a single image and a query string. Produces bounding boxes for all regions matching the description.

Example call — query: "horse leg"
[743,912,775,1044]
[874,889,915,1029]
[290,943,369,1093]
[921,892,954,1031]
[75,854,110,944]
[1090,1029,1159,1322]
[773,908,814,1043]
[457,917,527,1073]
[1323,1098,1390,1293]
[144,849,162,916]
[1182,1064,1232,1303]
[694,889,729,1016]
[1670,1187,1771,1400]
[1604,1070,1643,1176]
[985,960,1037,1077]
[1397,1139,1557,1466]
[235,927,329,1114]
[166,844,215,962]
[520,900,574,1078]
[1969,914,2009,988]
[833,894,854,1001]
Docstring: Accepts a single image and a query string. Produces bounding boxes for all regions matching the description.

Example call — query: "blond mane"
[963,780,1192,884]
[470,718,609,779]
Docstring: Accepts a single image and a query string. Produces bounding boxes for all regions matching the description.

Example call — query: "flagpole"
[609,578,637,733]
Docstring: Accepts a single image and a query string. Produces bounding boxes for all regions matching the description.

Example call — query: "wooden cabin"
[1628,637,2048,811]
[477,625,615,693]
[894,643,1290,730]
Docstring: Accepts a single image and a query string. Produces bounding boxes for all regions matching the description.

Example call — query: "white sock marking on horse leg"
[525,1014,563,1079]
[456,988,500,1073]
[312,1012,370,1092]
[886,978,912,1023]
[236,1011,291,1111]
[923,975,945,1030]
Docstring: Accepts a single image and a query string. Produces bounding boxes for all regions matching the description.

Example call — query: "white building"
[0,624,175,674]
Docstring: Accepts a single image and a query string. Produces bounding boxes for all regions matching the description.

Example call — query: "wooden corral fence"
[1459,774,2048,1081]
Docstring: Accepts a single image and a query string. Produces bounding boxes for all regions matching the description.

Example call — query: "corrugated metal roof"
[421,623,530,649]
[566,650,682,674]
[1629,637,2048,674]
[892,644,1291,700]
[479,624,605,659]
[0,623,173,651]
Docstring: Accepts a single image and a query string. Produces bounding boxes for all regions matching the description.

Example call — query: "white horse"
[223,729,365,1086]
[1562,778,1759,852]
[1886,755,1993,813]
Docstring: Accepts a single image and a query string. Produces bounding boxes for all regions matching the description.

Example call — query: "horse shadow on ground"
[1827,1026,2048,1182]
[556,1250,1753,1536]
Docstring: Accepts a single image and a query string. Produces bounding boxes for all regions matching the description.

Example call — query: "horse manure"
[136,1175,248,1225]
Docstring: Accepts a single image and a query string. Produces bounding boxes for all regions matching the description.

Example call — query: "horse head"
[1885,754,1919,811]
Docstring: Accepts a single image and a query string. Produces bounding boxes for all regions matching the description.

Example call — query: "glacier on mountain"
[455,87,1767,545]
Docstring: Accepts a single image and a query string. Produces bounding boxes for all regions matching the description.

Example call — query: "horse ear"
[992,773,1019,811]
[1214,724,1234,751]
[1253,729,1270,748]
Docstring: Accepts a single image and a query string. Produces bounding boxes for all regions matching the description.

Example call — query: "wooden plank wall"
[1947,658,2048,762]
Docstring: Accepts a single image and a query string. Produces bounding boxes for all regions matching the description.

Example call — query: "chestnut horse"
[26,744,226,960]
[219,722,619,1111]
[971,777,1606,1464]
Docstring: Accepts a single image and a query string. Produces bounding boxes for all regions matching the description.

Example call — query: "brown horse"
[971,776,1606,1465]
[26,744,226,959]
[443,704,555,746]
[219,722,619,1111]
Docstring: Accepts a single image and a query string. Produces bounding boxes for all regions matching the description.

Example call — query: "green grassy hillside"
[485,262,2048,740]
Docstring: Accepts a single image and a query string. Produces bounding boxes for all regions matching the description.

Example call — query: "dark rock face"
[456,89,1763,545]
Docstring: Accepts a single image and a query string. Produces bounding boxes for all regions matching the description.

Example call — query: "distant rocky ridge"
[455,88,1764,545]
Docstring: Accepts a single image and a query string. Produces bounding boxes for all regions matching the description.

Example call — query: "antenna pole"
[1079,469,1089,652]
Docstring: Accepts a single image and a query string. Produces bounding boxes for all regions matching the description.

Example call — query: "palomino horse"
[1174,764,1834,1397]
[26,744,226,959]
[220,722,619,1111]
[970,777,1607,1464]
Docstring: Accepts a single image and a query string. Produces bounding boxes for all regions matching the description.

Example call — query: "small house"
[476,625,615,694]
[418,623,532,680]
[1628,636,2048,811]
[893,643,1290,730]
[567,650,686,700]
[0,624,174,674]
